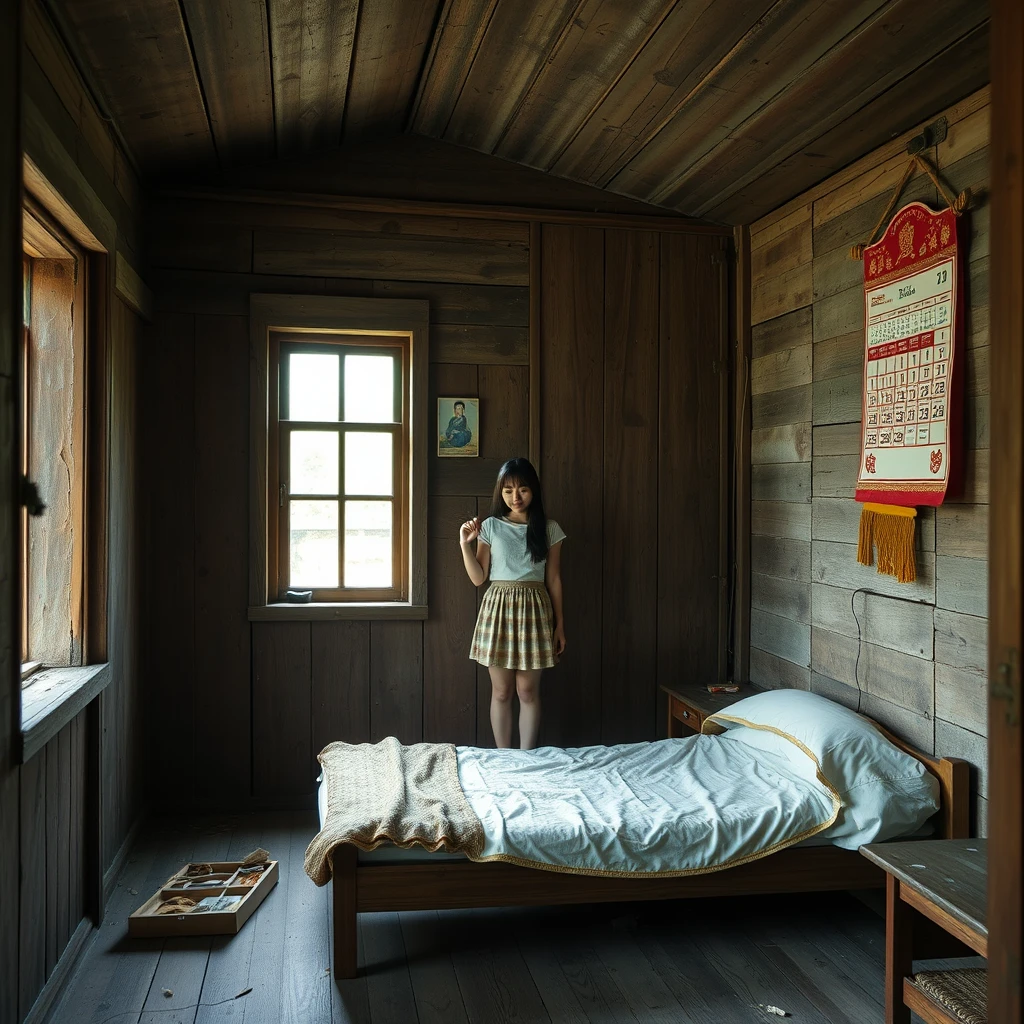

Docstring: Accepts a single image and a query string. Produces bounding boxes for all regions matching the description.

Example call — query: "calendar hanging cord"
[848,154,972,261]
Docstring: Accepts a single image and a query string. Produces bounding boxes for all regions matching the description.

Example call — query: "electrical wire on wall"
[849,586,932,714]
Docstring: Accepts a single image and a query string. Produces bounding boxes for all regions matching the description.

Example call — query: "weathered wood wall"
[1,5,147,1023]
[144,185,729,802]
[748,87,990,835]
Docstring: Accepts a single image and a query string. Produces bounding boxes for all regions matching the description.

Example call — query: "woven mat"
[913,968,987,1024]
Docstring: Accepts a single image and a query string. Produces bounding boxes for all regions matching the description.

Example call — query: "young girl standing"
[459,458,565,750]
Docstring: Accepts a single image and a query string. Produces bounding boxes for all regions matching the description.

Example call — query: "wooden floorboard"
[47,814,930,1024]
[400,910,469,1024]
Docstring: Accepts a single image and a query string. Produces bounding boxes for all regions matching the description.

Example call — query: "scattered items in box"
[235,864,267,887]
[192,895,242,914]
[155,896,197,915]
[170,873,233,890]
[185,863,213,877]
[240,848,270,867]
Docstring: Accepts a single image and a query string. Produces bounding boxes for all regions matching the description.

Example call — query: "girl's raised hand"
[459,517,481,544]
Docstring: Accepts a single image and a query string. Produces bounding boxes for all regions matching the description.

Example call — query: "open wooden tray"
[128,860,279,937]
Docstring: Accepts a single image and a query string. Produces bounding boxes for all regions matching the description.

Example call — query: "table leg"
[886,874,913,1024]
[668,709,681,737]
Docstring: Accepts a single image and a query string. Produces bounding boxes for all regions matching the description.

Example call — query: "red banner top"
[864,202,958,283]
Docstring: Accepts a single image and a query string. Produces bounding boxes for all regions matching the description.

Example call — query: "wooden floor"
[44,813,949,1023]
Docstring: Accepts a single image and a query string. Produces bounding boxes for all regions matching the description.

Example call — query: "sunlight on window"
[345,432,393,496]
[345,501,392,588]
[290,499,339,587]
[291,431,339,495]
[290,353,339,421]
[345,354,394,423]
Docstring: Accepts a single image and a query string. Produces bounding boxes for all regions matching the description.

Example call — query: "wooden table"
[659,682,760,737]
[860,838,987,1024]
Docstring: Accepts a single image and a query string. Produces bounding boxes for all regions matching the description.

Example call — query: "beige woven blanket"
[304,738,485,886]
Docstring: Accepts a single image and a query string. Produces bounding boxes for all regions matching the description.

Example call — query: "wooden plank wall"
[145,192,729,799]
[1,5,148,1022]
[0,3,20,1021]
[748,87,990,835]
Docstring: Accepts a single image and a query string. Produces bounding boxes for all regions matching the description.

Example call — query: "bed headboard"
[875,723,971,839]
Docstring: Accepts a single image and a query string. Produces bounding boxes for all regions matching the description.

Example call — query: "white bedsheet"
[453,733,837,875]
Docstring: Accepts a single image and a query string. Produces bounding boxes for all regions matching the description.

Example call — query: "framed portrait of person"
[437,396,479,457]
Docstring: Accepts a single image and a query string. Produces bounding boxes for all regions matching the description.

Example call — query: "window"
[20,208,87,674]
[18,195,110,763]
[270,334,409,601]
[250,296,428,617]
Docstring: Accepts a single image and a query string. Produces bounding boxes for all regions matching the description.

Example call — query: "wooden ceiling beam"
[706,26,989,225]
[549,0,777,186]
[155,185,732,234]
[652,0,990,215]
[441,0,583,152]
[409,0,500,138]
[268,0,359,157]
[51,0,215,173]
[493,0,676,170]
[343,0,443,142]
[607,0,897,203]
[181,0,275,164]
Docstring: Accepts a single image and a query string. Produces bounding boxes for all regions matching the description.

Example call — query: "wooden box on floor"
[128,860,279,937]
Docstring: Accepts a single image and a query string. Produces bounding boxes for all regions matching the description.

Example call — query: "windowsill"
[20,662,110,763]
[248,603,429,622]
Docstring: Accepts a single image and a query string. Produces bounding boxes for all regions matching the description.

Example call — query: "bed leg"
[332,845,358,980]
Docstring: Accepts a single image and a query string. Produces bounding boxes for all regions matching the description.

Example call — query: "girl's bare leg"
[516,670,543,750]
[488,666,516,748]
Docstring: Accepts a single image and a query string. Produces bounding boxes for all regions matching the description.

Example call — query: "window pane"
[345,432,393,496]
[290,431,338,495]
[344,501,392,588]
[344,354,394,422]
[290,500,339,588]
[289,353,339,421]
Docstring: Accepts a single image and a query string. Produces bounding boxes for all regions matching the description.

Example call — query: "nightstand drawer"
[661,682,759,739]
[668,696,704,732]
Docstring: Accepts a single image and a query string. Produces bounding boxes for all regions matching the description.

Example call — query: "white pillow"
[704,689,939,849]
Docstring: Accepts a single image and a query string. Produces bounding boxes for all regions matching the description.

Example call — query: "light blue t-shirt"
[478,517,566,582]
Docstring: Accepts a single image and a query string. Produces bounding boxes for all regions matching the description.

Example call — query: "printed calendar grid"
[860,253,955,477]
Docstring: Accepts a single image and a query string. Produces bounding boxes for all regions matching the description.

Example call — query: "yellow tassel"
[857,503,917,584]
[857,508,875,567]
[849,243,865,260]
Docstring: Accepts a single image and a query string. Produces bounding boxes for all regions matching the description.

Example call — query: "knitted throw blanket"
[304,738,485,886]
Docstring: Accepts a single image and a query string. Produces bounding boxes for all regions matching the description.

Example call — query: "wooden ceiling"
[49,0,990,224]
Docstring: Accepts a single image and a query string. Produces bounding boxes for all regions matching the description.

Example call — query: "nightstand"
[659,682,761,737]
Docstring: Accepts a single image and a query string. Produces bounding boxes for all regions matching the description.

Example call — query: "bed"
[308,690,969,979]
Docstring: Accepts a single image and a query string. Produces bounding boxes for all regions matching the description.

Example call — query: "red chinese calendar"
[856,202,965,507]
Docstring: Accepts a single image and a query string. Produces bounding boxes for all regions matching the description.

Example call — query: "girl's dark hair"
[487,457,548,563]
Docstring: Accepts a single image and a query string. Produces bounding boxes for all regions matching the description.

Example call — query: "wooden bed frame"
[328,734,970,979]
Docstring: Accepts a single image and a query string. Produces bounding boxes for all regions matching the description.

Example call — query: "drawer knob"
[682,710,690,719]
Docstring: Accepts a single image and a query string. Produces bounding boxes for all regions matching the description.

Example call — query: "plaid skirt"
[470,580,557,670]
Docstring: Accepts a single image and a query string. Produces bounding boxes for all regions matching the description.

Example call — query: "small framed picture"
[437,397,479,457]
